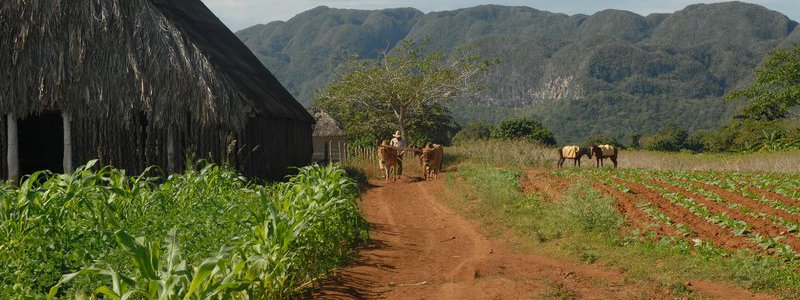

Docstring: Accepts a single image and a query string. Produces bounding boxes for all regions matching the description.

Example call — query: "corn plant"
[48,229,249,299]
[1,162,367,299]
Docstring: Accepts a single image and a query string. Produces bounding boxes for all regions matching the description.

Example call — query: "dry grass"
[448,140,800,173]
[619,150,800,173]
[447,140,556,168]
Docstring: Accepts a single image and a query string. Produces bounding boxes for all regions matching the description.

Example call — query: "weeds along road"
[310,176,666,299]
[309,173,780,299]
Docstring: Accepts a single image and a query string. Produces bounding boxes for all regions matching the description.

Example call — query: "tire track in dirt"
[309,172,776,299]
[310,177,662,299]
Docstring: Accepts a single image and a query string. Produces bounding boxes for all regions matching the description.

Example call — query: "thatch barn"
[0,0,314,181]
[307,106,348,164]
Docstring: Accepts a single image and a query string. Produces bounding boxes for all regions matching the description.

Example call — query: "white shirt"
[390,137,406,147]
[390,137,406,154]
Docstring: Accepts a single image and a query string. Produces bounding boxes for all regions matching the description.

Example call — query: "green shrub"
[452,120,494,145]
[703,119,800,152]
[642,124,689,152]
[583,134,623,148]
[491,118,557,146]
[535,183,622,242]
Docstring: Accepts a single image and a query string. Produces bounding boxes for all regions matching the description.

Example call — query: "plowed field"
[310,172,777,299]
[526,168,800,260]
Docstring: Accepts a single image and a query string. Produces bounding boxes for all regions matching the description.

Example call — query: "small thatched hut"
[307,107,348,164]
[0,0,314,181]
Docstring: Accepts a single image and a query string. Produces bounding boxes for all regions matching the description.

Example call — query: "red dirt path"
[309,173,775,299]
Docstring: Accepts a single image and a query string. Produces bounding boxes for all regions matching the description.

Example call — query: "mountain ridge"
[236,2,798,143]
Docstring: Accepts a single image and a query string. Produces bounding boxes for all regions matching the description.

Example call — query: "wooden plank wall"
[2,113,312,181]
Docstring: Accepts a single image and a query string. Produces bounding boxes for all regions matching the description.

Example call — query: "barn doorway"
[19,112,64,175]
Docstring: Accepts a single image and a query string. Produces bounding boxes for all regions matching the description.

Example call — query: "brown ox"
[378,140,400,181]
[590,144,618,168]
[557,145,591,168]
[420,143,443,180]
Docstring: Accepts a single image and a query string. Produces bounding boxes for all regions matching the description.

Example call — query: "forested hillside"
[236,2,799,143]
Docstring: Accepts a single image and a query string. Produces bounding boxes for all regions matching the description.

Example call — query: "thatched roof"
[307,106,347,137]
[0,0,313,129]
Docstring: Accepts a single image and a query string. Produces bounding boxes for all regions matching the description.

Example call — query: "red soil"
[747,186,800,210]
[650,179,800,251]
[611,178,757,251]
[525,170,674,238]
[521,169,571,201]
[540,173,573,189]
[309,177,662,299]
[685,180,800,224]
[308,170,778,299]
[587,180,681,238]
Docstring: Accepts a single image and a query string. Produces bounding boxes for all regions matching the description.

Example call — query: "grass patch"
[448,163,800,298]
[533,184,622,242]
[541,280,578,300]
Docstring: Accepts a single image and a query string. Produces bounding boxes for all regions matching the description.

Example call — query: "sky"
[202,0,800,31]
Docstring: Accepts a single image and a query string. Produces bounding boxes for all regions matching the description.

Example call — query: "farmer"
[390,130,406,176]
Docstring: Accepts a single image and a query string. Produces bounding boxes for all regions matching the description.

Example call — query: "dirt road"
[309,176,774,299]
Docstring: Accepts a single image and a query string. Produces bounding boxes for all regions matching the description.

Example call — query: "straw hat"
[393,130,402,138]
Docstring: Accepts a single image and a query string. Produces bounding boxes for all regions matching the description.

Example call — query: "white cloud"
[200,0,800,31]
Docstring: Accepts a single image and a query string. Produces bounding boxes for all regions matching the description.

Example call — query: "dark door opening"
[19,112,64,175]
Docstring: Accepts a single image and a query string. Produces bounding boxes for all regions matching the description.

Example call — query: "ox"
[420,143,443,180]
[378,140,400,182]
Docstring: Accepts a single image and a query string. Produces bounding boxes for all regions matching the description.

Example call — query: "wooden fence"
[350,146,377,162]
[349,146,422,162]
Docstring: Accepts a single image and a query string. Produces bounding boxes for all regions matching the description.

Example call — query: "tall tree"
[316,39,497,143]
[728,45,800,121]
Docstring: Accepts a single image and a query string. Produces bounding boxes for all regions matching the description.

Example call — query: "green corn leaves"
[4,163,367,299]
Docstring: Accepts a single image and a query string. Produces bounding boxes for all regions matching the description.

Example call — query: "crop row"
[0,162,367,299]
[554,168,800,260]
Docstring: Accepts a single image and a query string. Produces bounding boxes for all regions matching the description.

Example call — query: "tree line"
[316,39,800,153]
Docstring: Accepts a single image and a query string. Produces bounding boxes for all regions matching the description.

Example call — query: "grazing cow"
[590,144,618,168]
[558,146,591,168]
[378,140,400,181]
[420,143,443,180]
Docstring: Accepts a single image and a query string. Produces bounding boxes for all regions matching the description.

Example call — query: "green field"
[443,141,800,298]
[0,161,367,299]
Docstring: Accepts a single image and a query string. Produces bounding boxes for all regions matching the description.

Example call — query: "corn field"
[0,161,368,299]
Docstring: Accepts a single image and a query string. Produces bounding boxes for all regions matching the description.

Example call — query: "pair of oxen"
[557,145,618,168]
[378,141,443,182]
